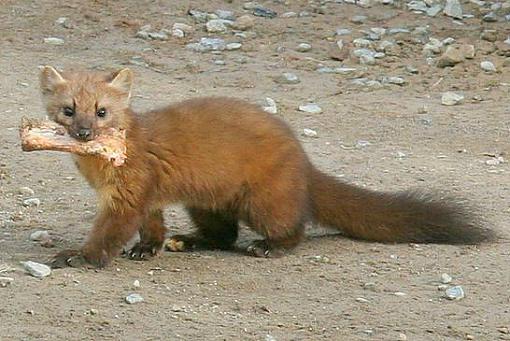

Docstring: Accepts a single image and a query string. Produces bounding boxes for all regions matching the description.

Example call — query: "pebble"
[296,43,312,52]
[281,12,297,18]
[302,128,318,138]
[188,9,208,23]
[437,45,465,67]
[172,29,184,38]
[18,186,35,196]
[215,9,235,21]
[480,60,496,72]
[43,37,64,45]
[23,198,41,207]
[427,4,443,17]
[22,261,51,278]
[355,297,369,303]
[298,103,322,114]
[252,6,277,18]
[386,76,406,85]
[226,42,242,50]
[172,23,193,34]
[274,73,300,84]
[0,276,14,287]
[265,335,277,341]
[353,38,371,48]
[317,67,357,74]
[231,15,255,31]
[423,38,443,55]
[408,1,428,12]
[486,156,504,166]
[125,293,144,304]
[481,29,498,42]
[482,12,498,22]
[55,17,72,28]
[441,92,464,106]
[350,15,367,24]
[336,28,352,36]
[444,285,465,300]
[262,97,278,114]
[441,273,453,284]
[206,19,233,33]
[29,230,50,242]
[187,38,226,52]
[136,26,169,40]
[443,0,463,19]
[133,280,141,288]
[442,37,456,45]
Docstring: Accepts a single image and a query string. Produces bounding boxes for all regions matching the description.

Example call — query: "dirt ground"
[0,1,509,340]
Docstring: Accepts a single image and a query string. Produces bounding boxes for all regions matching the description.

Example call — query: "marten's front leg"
[126,209,166,260]
[52,207,143,268]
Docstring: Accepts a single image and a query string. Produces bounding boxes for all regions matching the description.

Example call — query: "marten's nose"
[77,128,93,141]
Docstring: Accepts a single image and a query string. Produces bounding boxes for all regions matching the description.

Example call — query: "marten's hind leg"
[165,207,239,252]
[127,209,166,260]
[245,186,307,258]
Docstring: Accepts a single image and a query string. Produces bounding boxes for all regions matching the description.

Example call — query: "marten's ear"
[109,68,133,98]
[40,66,66,95]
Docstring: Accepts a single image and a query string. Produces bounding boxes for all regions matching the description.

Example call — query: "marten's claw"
[50,249,90,269]
[125,242,160,261]
[246,240,285,258]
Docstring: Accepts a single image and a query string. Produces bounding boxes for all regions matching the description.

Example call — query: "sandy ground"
[0,1,509,340]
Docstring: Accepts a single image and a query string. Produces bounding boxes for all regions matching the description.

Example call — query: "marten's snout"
[75,128,95,141]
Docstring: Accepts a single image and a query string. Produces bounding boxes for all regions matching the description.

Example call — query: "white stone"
[480,61,496,72]
[125,293,144,304]
[44,37,64,45]
[296,43,312,52]
[441,92,464,106]
[298,103,322,114]
[262,98,278,114]
[302,128,318,138]
[22,261,51,278]
[444,0,463,19]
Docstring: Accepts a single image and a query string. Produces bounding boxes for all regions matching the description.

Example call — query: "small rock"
[173,23,194,34]
[215,9,235,21]
[133,280,141,288]
[356,140,371,148]
[265,335,277,341]
[171,29,185,38]
[423,38,443,55]
[253,6,277,18]
[441,92,464,106]
[23,198,40,207]
[481,29,498,42]
[188,9,208,23]
[353,38,371,48]
[482,12,498,22]
[437,45,465,67]
[18,186,35,196]
[55,17,72,28]
[29,230,50,242]
[302,128,318,138]
[441,273,452,284]
[427,4,443,17]
[262,97,278,114]
[187,38,226,52]
[442,37,456,46]
[22,261,51,278]
[206,19,233,33]
[356,297,369,303]
[89,308,98,315]
[0,276,14,287]
[231,15,255,30]
[386,76,406,85]
[350,15,367,24]
[398,333,408,341]
[43,37,64,45]
[395,151,407,159]
[296,43,312,52]
[394,292,407,296]
[298,103,322,114]
[329,40,350,61]
[281,12,297,18]
[486,156,504,166]
[226,42,242,50]
[444,285,465,300]
[274,73,300,84]
[480,60,496,72]
[405,65,419,74]
[125,293,144,304]
[336,28,352,36]
[443,0,463,19]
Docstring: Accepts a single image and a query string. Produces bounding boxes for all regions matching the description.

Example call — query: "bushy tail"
[309,167,493,244]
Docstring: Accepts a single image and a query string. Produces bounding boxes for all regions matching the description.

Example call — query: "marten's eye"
[63,107,74,117]
[97,108,107,118]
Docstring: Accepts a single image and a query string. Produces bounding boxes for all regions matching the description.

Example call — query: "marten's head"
[39,66,133,141]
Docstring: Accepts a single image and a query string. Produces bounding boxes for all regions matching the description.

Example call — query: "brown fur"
[39,67,493,268]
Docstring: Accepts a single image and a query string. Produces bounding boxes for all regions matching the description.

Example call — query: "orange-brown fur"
[39,66,492,268]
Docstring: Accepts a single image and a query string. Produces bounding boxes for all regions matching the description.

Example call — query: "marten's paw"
[246,240,285,258]
[164,235,195,252]
[50,249,91,269]
[125,241,161,261]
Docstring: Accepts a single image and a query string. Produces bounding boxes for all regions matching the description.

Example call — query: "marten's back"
[140,97,310,207]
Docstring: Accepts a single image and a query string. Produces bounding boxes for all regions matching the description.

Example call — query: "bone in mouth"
[19,117,127,167]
